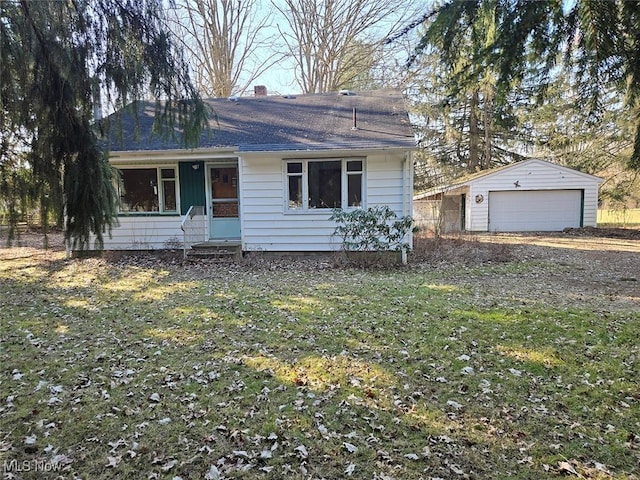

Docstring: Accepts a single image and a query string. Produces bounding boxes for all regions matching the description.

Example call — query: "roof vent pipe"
[352,107,357,130]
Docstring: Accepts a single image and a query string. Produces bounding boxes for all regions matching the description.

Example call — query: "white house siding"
[239,151,409,251]
[99,216,184,250]
[466,161,600,231]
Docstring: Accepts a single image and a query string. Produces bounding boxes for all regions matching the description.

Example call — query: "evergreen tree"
[0,0,207,248]
[518,75,637,206]
[408,9,529,190]
[405,0,640,170]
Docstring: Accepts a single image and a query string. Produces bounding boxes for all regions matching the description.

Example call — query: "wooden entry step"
[186,240,242,260]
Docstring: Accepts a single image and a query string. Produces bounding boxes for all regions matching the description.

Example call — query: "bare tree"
[169,0,282,97]
[273,0,418,93]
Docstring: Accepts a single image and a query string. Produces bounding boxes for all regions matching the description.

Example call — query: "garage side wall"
[466,162,600,231]
[581,183,599,226]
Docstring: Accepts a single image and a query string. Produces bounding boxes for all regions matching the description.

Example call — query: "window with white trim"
[285,158,364,211]
[117,167,179,213]
[346,160,363,207]
[286,162,303,209]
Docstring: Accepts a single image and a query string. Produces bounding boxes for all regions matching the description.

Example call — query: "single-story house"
[414,159,603,233]
[98,89,416,253]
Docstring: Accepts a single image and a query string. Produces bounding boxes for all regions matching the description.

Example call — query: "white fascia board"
[109,145,417,163]
[240,146,417,159]
[108,147,239,163]
[414,183,468,199]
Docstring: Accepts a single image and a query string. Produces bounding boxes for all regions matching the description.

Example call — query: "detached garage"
[414,159,603,233]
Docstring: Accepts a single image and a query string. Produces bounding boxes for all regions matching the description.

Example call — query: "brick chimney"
[254,85,267,96]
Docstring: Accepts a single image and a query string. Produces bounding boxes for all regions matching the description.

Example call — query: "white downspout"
[400,152,412,265]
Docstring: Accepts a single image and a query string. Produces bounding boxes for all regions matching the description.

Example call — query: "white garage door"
[489,190,582,232]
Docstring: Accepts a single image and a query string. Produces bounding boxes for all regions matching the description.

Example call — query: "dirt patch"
[0,227,66,250]
[412,234,515,264]
[431,230,640,313]
[563,225,640,240]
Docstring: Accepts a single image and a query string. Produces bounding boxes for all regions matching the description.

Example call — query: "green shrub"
[330,206,413,253]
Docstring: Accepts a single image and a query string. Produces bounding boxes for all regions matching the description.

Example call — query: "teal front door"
[209,165,240,239]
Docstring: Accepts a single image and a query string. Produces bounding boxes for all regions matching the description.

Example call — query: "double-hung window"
[285,158,364,211]
[116,167,179,214]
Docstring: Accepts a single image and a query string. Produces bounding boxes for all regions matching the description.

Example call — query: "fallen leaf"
[161,459,177,471]
[260,449,273,459]
[558,461,578,475]
[343,442,358,453]
[51,454,73,466]
[294,444,308,459]
[204,465,220,480]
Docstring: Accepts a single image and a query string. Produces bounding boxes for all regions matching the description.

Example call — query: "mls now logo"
[3,459,62,473]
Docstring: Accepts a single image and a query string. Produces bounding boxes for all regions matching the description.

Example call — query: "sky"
[231,2,304,96]
[244,57,300,96]
[219,0,425,97]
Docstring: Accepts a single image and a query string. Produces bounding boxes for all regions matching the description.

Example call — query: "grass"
[598,208,640,226]
[0,248,638,479]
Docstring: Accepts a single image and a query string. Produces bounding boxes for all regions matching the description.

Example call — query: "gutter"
[401,152,412,265]
[109,145,419,163]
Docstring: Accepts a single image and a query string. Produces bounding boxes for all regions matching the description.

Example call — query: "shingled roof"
[105,89,416,153]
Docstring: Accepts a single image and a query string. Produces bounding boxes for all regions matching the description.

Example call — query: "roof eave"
[240,144,417,157]
[108,146,239,162]
[414,182,468,199]
[109,144,417,162]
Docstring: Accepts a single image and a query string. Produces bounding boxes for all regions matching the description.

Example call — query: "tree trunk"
[468,89,480,172]
[483,87,493,169]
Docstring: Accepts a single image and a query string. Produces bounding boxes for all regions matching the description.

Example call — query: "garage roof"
[414,159,602,200]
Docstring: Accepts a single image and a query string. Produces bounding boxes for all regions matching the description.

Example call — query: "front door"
[209,164,240,239]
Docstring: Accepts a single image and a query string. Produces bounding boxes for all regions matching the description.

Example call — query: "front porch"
[181,206,242,259]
